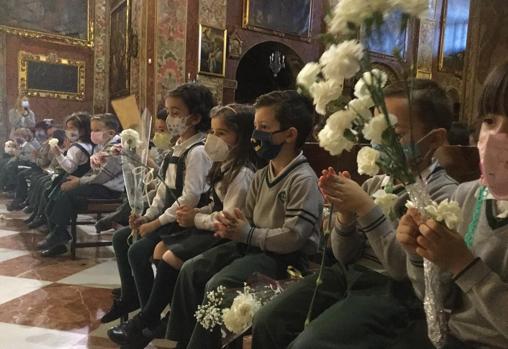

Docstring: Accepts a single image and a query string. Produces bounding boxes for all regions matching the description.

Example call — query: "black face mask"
[251,129,287,160]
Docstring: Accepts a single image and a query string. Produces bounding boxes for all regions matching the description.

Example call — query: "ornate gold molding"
[18,51,86,101]
[0,0,94,47]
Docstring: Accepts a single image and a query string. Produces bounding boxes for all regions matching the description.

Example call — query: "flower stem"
[304,204,335,327]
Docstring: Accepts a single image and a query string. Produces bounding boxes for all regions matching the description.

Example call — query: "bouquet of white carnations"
[297,1,462,347]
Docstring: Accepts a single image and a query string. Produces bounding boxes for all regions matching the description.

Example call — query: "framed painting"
[109,0,130,99]
[0,0,94,47]
[243,0,312,38]
[362,10,409,59]
[18,51,86,101]
[438,0,471,76]
[198,24,227,77]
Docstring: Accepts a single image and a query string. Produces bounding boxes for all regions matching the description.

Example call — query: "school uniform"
[251,163,458,349]
[0,141,36,191]
[112,132,212,308]
[406,180,508,349]
[114,164,256,342]
[166,152,324,349]
[39,137,122,256]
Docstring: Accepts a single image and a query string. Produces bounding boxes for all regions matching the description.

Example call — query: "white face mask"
[4,146,15,155]
[166,115,189,138]
[21,100,29,109]
[66,130,79,142]
[204,134,230,162]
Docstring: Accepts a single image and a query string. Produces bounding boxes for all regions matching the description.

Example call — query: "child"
[0,128,37,192]
[398,63,508,348]
[101,83,215,324]
[26,112,93,228]
[164,90,323,349]
[107,104,257,347]
[153,107,172,151]
[251,80,459,349]
[38,113,123,257]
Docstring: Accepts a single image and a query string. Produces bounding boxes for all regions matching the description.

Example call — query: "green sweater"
[408,180,508,348]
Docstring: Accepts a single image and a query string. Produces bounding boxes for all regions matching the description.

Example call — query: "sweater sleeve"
[56,146,88,174]
[240,175,323,254]
[79,153,121,185]
[156,146,212,226]
[194,167,254,231]
[331,215,365,265]
[453,258,508,339]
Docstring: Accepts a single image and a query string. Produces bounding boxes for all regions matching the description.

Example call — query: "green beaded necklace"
[464,186,487,249]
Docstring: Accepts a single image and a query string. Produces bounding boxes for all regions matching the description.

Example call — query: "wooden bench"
[70,198,123,259]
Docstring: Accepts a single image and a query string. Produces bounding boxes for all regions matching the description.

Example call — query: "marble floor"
[0,198,175,349]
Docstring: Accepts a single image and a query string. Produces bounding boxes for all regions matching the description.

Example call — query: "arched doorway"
[235,41,304,103]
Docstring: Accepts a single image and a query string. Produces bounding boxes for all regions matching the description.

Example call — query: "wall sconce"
[269,51,286,77]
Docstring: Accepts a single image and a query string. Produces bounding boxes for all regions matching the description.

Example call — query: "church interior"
[0,0,507,348]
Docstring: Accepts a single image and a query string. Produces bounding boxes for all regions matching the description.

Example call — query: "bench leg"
[70,216,77,259]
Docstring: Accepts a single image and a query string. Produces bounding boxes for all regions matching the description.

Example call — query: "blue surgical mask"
[251,129,287,160]
[401,130,437,162]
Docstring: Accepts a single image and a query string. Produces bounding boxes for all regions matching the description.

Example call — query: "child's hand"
[416,219,475,276]
[129,214,145,230]
[138,219,161,237]
[214,208,249,241]
[396,208,422,256]
[319,168,374,218]
[176,205,197,228]
[60,176,80,192]
[51,145,61,156]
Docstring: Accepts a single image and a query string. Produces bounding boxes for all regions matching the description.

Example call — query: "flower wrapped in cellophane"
[120,108,154,243]
[297,1,458,347]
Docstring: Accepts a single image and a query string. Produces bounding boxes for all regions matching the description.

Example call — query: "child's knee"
[162,250,183,269]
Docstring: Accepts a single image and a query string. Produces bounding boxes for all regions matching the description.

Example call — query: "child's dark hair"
[254,90,314,149]
[52,129,66,146]
[65,111,91,143]
[384,79,453,132]
[157,108,168,121]
[478,61,508,119]
[448,122,470,146]
[207,104,256,195]
[166,83,216,132]
[35,121,50,131]
[91,113,120,133]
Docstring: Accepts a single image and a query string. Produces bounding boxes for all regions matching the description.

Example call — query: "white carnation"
[357,146,381,176]
[309,79,343,115]
[424,199,462,230]
[348,96,374,121]
[320,40,364,80]
[362,113,398,144]
[354,69,389,98]
[389,0,428,18]
[297,62,321,91]
[328,0,392,35]
[48,138,59,147]
[372,189,399,216]
[223,292,261,334]
[326,109,357,133]
[120,129,141,151]
[318,125,355,156]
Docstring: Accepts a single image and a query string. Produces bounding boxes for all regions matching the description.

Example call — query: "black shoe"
[37,229,69,250]
[101,298,140,324]
[95,217,113,234]
[112,287,122,299]
[40,244,68,257]
[24,211,38,224]
[107,313,153,346]
[23,206,33,214]
[28,217,47,229]
[7,200,25,211]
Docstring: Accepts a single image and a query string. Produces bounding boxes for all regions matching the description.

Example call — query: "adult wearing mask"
[9,96,36,138]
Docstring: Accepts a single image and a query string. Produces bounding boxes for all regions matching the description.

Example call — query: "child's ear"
[189,114,202,127]
[286,127,298,144]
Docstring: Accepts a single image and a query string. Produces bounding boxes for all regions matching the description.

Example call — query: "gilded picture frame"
[0,0,94,48]
[18,51,86,101]
[109,0,131,98]
[242,0,313,40]
[198,24,227,77]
